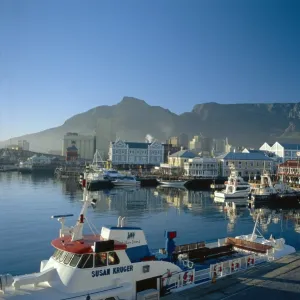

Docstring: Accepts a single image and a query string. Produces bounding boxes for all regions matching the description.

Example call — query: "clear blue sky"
[0,0,299,140]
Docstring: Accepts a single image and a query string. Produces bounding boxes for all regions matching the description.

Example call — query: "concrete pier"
[163,252,300,299]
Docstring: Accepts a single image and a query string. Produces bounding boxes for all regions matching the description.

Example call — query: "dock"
[163,252,300,299]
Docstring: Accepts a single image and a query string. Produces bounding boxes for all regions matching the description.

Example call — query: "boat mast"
[71,173,91,241]
[251,212,260,240]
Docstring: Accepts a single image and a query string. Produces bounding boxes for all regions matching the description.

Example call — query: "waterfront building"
[108,139,164,168]
[184,157,219,177]
[277,160,300,181]
[66,142,79,162]
[217,152,274,177]
[18,140,30,151]
[62,132,95,160]
[168,149,196,168]
[259,142,300,163]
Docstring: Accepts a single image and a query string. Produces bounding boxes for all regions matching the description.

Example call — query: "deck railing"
[164,252,270,294]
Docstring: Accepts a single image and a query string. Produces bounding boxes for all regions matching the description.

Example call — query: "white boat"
[214,169,250,200]
[103,169,125,180]
[158,179,187,187]
[0,179,295,299]
[112,176,141,186]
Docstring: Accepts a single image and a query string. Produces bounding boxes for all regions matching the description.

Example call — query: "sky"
[0,0,300,140]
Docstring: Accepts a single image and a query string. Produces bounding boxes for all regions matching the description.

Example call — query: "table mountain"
[1,97,300,153]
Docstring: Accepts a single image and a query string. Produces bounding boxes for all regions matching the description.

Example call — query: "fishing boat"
[0,179,296,299]
[214,168,250,200]
[249,171,300,205]
[111,176,141,187]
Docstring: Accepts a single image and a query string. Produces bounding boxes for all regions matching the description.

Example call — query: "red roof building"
[277,160,300,177]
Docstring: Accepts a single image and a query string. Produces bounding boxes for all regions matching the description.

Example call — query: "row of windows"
[113,156,162,163]
[52,250,120,269]
[225,161,272,167]
[225,170,261,175]
[186,170,218,175]
[186,163,218,168]
[113,149,162,155]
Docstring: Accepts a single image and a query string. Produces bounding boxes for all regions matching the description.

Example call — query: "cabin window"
[95,252,107,267]
[105,298,116,300]
[54,250,64,261]
[108,252,120,265]
[63,252,74,265]
[52,249,62,260]
[59,251,68,263]
[78,254,94,269]
[69,254,82,267]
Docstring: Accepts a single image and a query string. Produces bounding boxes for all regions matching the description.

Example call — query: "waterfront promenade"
[163,252,300,299]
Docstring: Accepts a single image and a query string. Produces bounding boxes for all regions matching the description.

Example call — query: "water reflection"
[1,174,300,275]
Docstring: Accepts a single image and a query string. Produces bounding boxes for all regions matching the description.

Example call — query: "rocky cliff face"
[2,97,300,152]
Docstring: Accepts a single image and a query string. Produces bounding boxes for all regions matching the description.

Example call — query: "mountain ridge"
[1,97,300,153]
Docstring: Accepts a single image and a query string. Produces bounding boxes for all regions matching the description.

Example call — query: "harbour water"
[1,172,300,276]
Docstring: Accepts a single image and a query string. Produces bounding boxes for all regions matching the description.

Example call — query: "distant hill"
[1,97,300,153]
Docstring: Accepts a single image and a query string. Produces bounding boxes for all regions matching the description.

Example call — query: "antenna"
[121,217,126,227]
[51,214,74,238]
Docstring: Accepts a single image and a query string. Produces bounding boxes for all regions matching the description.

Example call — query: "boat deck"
[192,252,248,271]
[163,251,300,300]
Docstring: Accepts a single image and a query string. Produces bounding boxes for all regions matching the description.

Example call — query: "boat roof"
[51,235,127,254]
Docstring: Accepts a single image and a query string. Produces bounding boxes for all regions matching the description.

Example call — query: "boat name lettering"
[91,265,133,277]
[120,239,141,245]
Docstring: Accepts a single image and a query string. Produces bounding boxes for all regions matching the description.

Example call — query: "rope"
[84,216,97,236]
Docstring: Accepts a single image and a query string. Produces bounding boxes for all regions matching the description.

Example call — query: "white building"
[168,149,196,168]
[260,142,300,162]
[217,152,274,177]
[62,132,95,160]
[108,139,164,166]
[18,140,30,151]
[184,157,219,177]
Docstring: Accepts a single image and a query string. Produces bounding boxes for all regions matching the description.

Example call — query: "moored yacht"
[0,178,296,299]
[214,169,250,200]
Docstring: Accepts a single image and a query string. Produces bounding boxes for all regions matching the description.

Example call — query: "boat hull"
[112,181,141,186]
[159,181,187,187]
[214,191,249,199]
[251,193,300,205]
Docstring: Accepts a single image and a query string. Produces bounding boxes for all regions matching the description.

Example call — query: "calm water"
[1,172,300,275]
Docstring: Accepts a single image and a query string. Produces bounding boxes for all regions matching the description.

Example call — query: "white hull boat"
[214,190,250,200]
[159,180,187,187]
[0,178,295,299]
[214,168,250,199]
[112,176,141,187]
